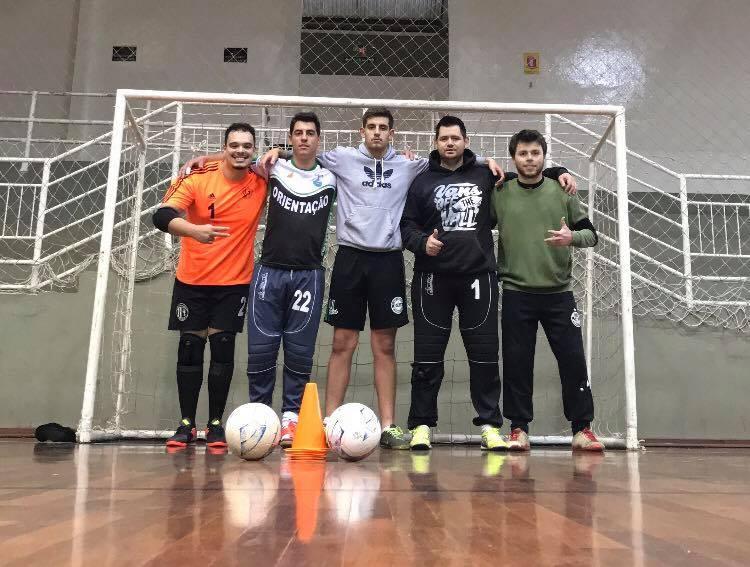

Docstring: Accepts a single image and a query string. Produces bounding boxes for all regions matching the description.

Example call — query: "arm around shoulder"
[315,146,348,171]
[543,166,568,180]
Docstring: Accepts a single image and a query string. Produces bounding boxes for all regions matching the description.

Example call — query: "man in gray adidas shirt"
[260,108,508,449]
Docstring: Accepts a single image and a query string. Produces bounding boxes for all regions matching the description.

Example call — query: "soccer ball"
[227,463,279,527]
[324,464,381,522]
[325,403,381,462]
[225,403,280,461]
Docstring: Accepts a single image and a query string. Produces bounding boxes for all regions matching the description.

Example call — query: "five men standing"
[162,111,603,453]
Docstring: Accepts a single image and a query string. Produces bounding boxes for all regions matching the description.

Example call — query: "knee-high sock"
[208,332,235,423]
[177,333,206,424]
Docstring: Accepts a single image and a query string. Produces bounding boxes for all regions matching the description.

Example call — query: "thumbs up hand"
[426,229,444,256]
[544,217,573,247]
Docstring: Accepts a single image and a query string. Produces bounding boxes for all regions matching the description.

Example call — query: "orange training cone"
[286,382,328,460]
[289,460,326,542]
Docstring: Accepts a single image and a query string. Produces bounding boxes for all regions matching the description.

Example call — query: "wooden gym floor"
[1,439,749,566]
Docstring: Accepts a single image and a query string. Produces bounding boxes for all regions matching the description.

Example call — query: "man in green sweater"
[491,129,604,452]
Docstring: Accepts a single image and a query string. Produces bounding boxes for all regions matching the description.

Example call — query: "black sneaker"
[205,420,227,448]
[166,418,196,448]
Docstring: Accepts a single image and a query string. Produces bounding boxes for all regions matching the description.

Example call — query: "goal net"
[76,90,637,448]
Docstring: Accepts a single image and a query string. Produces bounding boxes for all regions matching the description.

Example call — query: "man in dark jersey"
[401,116,574,451]
[245,112,336,447]
[492,129,603,452]
[153,123,267,448]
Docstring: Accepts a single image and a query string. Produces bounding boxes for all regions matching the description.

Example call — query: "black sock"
[177,365,203,425]
[176,333,206,425]
[572,421,590,434]
[511,422,530,434]
[207,332,236,423]
[207,361,234,423]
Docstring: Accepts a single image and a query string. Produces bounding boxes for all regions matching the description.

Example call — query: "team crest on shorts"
[328,299,339,316]
[570,308,581,328]
[391,297,404,315]
[175,303,189,322]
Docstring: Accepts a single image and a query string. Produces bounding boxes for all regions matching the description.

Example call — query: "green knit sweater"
[491,178,596,293]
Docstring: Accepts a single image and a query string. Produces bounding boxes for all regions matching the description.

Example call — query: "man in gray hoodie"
[260,108,511,449]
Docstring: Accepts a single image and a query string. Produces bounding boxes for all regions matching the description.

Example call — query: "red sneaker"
[280,420,297,448]
[572,428,605,452]
[507,428,530,452]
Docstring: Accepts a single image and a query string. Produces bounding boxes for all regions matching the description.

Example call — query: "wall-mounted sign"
[524,52,540,74]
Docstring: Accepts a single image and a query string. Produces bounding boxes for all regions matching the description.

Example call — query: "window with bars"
[224,48,248,63]
[112,46,137,62]
[300,11,448,78]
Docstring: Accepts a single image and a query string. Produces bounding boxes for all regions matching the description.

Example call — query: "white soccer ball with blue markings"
[226,403,280,461]
[326,403,381,462]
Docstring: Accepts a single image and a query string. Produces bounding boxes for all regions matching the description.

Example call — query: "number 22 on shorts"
[292,289,311,312]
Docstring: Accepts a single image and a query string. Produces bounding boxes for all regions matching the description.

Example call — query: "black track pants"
[408,271,502,429]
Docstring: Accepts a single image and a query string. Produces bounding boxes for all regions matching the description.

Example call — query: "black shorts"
[324,246,409,331]
[168,279,250,333]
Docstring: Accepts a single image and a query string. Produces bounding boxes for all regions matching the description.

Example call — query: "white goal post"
[77,89,637,449]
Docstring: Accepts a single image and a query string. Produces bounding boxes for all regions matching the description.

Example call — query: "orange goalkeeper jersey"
[162,162,267,285]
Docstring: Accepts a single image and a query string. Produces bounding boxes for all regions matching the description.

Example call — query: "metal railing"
[2,92,748,317]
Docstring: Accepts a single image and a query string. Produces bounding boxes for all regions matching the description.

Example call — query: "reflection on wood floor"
[1,440,750,566]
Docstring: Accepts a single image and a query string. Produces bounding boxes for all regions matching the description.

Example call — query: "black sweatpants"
[408,271,502,429]
[501,289,594,433]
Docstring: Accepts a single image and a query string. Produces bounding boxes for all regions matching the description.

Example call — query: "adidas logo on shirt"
[361,164,393,188]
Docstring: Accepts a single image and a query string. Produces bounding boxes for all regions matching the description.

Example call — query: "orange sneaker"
[572,428,605,452]
[280,420,297,448]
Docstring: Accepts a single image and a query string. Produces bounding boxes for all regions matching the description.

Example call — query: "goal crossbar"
[117,88,624,116]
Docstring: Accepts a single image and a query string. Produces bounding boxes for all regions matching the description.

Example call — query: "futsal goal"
[74,89,637,449]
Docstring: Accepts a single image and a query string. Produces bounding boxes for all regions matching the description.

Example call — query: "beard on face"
[518,161,543,178]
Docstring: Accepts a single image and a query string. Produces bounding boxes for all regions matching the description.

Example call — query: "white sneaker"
[572,428,604,452]
[507,428,531,451]
[280,411,298,448]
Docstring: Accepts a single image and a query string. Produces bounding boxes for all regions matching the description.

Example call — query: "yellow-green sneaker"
[482,453,506,477]
[411,453,431,474]
[481,426,509,451]
[410,425,432,450]
[380,425,410,450]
